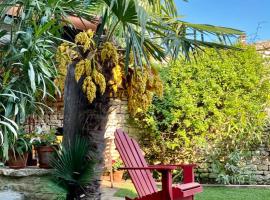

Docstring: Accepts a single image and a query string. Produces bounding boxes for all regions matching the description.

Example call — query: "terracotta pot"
[113,170,124,182]
[8,151,28,169]
[6,6,100,31]
[36,146,55,169]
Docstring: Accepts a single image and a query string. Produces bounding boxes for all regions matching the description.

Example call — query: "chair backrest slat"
[123,134,156,195]
[115,129,158,197]
[115,133,146,196]
[131,138,157,191]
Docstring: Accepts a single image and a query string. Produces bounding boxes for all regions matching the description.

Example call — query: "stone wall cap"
[0,167,53,177]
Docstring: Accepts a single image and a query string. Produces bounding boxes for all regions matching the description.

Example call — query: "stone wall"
[0,167,65,200]
[196,146,270,184]
[24,97,136,169]
[24,97,64,133]
[103,98,141,168]
[255,41,270,58]
[28,97,270,184]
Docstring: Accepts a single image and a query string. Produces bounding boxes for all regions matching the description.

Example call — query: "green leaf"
[0,120,18,138]
[28,62,36,92]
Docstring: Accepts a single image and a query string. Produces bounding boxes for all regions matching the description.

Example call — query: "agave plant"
[50,136,96,200]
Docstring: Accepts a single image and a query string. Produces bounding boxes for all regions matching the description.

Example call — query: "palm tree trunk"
[63,63,110,199]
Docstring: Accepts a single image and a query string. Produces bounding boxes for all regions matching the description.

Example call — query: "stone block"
[209,173,218,179]
[200,173,209,178]
[255,175,264,181]
[257,165,269,171]
[264,171,270,175]
[44,115,50,122]
[262,158,270,165]
[57,114,64,120]
[252,151,261,156]
[49,114,57,120]
[120,105,128,114]
[261,151,269,156]
[251,157,262,165]
[266,174,270,180]
[197,168,209,173]
[248,164,257,171]
[255,171,264,175]
[110,99,122,106]
[50,120,62,126]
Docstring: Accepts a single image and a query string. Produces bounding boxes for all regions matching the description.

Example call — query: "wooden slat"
[172,185,202,198]
[131,139,158,192]
[115,129,158,197]
[123,134,155,195]
[176,182,201,191]
[115,131,146,197]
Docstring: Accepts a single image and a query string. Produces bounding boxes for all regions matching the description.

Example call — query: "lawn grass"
[196,187,270,200]
[113,182,137,198]
[114,183,270,200]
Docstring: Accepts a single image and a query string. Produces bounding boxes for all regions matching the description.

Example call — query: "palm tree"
[61,0,243,199]
[0,0,243,198]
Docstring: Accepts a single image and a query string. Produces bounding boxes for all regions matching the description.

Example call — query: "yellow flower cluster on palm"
[92,69,106,94]
[101,42,118,65]
[109,64,123,93]
[127,66,163,116]
[74,59,106,103]
[82,76,96,103]
[101,42,124,94]
[55,42,78,91]
[75,30,95,52]
[55,30,163,111]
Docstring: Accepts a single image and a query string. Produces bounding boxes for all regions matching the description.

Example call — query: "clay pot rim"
[36,145,55,152]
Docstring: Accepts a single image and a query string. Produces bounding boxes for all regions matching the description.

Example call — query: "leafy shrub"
[134,45,270,174]
[112,158,124,171]
[211,150,255,184]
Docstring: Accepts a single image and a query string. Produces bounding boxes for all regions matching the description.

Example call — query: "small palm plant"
[50,136,96,200]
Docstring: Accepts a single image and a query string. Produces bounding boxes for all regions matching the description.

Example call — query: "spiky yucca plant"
[50,136,96,200]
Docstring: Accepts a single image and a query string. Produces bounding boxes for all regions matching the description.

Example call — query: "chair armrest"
[150,164,197,183]
[169,164,197,168]
[173,164,197,183]
[120,165,177,171]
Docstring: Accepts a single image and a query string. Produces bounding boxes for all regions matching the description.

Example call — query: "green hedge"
[135,45,270,168]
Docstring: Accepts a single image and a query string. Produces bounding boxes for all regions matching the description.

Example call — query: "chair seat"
[173,182,202,198]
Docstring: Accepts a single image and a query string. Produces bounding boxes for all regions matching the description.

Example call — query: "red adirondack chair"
[114,129,202,200]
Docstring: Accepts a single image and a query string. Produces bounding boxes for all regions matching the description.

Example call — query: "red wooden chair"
[114,129,202,200]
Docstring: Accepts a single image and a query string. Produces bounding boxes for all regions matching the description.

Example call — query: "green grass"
[196,187,270,200]
[113,182,137,198]
[114,184,270,200]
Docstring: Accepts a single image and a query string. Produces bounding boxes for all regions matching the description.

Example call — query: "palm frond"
[50,136,96,189]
